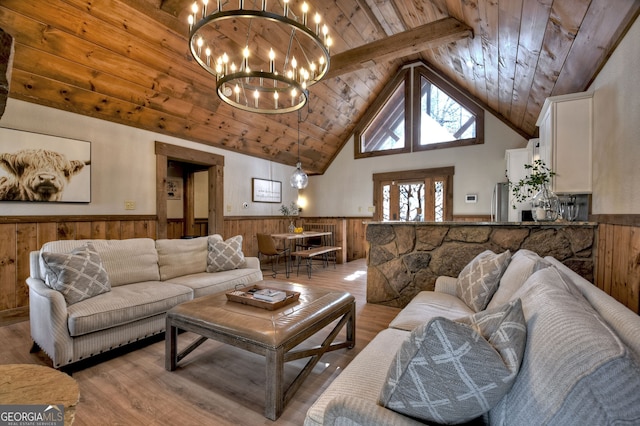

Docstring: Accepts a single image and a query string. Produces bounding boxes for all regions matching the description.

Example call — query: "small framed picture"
[166,177,182,200]
[252,178,281,203]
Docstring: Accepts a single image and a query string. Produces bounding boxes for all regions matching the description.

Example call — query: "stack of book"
[252,288,287,302]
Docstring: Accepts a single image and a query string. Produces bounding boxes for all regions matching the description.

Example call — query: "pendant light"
[290,111,308,189]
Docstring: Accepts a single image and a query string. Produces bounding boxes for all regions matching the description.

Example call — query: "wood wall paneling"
[0,224,17,311]
[595,223,640,313]
[2,215,639,318]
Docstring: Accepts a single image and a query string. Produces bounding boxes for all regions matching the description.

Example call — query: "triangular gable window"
[354,62,483,159]
[361,78,406,153]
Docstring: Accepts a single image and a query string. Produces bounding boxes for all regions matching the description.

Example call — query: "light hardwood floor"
[0,259,401,425]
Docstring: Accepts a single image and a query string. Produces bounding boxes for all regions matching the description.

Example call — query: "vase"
[288,220,295,233]
[531,185,559,222]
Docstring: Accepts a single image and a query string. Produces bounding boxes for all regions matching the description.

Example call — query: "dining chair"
[256,233,290,278]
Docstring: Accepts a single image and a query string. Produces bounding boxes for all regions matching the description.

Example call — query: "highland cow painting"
[0,127,91,202]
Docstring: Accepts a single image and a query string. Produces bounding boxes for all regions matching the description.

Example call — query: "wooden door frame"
[155,141,224,239]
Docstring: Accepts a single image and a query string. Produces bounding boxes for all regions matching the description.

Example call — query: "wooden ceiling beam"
[326,17,473,79]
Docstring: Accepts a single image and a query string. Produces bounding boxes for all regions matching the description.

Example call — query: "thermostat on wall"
[465,194,478,203]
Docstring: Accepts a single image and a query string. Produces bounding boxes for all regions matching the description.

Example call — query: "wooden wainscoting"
[4,214,635,319]
[171,216,370,263]
[595,218,640,314]
[0,216,157,321]
[222,216,368,264]
[166,218,208,239]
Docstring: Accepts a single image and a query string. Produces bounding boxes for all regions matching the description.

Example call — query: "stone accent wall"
[366,222,596,308]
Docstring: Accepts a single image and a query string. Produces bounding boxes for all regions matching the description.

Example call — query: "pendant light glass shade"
[290,162,308,189]
[290,111,308,189]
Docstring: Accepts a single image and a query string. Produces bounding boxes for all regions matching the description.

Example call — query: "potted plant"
[280,202,299,232]
[507,159,559,221]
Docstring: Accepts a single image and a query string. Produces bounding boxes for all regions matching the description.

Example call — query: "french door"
[373,167,453,222]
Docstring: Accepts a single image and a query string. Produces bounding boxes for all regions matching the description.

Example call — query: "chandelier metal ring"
[216,71,308,114]
[188,5,331,114]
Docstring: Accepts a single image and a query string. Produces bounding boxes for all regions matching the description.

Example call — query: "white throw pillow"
[41,242,111,305]
[206,235,246,272]
[456,250,511,312]
[487,249,551,309]
[379,299,526,424]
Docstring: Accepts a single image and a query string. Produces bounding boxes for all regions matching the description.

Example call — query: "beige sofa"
[27,236,263,368]
[305,249,640,425]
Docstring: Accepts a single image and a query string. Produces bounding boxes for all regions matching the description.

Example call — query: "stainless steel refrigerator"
[491,182,509,222]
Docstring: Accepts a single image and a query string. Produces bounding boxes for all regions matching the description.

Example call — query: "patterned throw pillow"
[41,242,111,305]
[457,250,511,312]
[206,235,246,272]
[379,299,526,424]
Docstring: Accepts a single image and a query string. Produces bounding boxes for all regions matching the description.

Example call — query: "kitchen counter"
[364,221,597,226]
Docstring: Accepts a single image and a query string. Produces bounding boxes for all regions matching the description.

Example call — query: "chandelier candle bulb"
[202,0,208,17]
[191,3,198,22]
[302,2,309,26]
[197,37,203,55]
[269,48,275,73]
[291,57,297,80]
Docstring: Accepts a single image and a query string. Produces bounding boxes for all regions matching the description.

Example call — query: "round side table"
[0,364,80,425]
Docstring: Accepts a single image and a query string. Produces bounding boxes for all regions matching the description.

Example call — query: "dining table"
[270,230,332,249]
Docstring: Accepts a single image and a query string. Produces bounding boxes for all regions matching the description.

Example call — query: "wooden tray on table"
[226,285,300,310]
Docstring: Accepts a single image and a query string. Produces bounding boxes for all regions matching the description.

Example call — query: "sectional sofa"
[27,235,262,368]
[305,249,640,425]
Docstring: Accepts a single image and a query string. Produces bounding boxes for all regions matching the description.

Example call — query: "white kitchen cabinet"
[536,91,593,194]
[505,147,532,222]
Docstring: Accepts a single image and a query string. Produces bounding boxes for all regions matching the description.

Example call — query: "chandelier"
[188,0,332,114]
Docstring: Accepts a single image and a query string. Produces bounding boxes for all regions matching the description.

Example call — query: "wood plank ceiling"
[0,1,637,175]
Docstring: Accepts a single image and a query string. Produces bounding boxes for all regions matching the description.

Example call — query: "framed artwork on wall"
[166,177,182,200]
[252,178,282,203]
[0,127,91,203]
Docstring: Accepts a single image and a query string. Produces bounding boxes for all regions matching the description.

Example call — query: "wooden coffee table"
[165,280,355,420]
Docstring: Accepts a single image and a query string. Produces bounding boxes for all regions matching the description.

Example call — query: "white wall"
[0,99,300,216]
[589,17,640,214]
[303,113,527,217]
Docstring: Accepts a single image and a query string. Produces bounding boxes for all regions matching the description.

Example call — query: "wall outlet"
[226,204,232,212]
[368,206,375,213]
[124,200,136,210]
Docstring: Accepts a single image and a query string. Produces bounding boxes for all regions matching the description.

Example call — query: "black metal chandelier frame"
[188,6,331,114]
